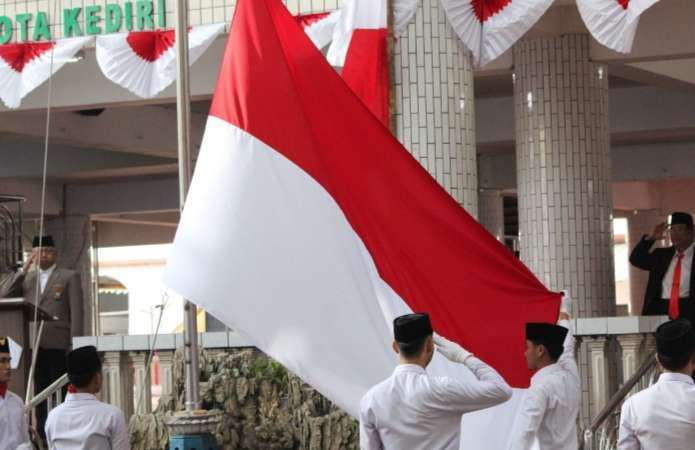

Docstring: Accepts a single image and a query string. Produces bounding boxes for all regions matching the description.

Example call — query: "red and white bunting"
[0,37,91,109]
[297,11,341,50]
[576,0,659,53]
[440,0,554,67]
[96,23,225,99]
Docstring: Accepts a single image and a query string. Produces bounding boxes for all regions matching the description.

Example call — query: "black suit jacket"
[629,236,695,317]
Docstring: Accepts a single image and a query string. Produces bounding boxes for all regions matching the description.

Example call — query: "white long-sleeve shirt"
[0,390,29,450]
[618,372,695,450]
[45,393,130,450]
[508,320,580,450]
[660,242,693,298]
[359,357,512,450]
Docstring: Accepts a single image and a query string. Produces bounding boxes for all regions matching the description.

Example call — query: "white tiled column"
[514,35,614,318]
[627,209,668,315]
[393,0,478,217]
[478,189,505,240]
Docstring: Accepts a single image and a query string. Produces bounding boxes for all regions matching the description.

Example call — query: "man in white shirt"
[618,318,695,450]
[508,293,579,450]
[0,336,30,450]
[45,346,129,450]
[359,313,512,450]
[0,235,84,440]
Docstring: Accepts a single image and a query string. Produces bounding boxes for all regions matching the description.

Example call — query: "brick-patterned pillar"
[627,209,668,315]
[44,215,94,336]
[514,35,614,318]
[478,189,504,240]
[393,0,478,217]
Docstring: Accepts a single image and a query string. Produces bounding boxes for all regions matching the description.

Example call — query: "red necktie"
[669,252,685,319]
[0,383,6,398]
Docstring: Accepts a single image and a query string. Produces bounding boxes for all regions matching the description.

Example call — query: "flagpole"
[174,0,201,412]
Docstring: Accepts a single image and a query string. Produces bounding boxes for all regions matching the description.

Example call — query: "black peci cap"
[394,313,433,343]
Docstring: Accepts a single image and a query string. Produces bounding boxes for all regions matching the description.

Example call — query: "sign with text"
[0,0,167,44]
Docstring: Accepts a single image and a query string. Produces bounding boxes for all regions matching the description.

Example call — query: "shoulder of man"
[7,390,24,405]
[56,268,78,277]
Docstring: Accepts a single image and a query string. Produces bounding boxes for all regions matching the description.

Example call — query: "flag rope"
[27,0,62,407]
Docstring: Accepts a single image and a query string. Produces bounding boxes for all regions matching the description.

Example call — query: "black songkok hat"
[656,319,695,359]
[394,313,433,343]
[67,346,101,377]
[0,336,9,354]
[671,212,694,230]
[526,323,568,347]
[32,235,55,248]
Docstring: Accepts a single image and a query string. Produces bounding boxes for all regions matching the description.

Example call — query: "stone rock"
[129,348,359,449]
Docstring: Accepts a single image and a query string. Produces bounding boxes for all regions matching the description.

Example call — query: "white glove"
[433,334,473,364]
[560,290,572,316]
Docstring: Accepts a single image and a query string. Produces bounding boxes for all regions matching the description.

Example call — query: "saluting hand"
[433,334,473,363]
[648,222,668,241]
[21,251,37,272]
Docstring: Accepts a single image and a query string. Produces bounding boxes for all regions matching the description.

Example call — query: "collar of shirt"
[531,362,561,384]
[674,242,695,258]
[658,372,695,385]
[66,392,99,403]
[39,264,56,278]
[393,363,426,376]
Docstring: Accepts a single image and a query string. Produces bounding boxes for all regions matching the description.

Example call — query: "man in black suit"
[630,212,695,324]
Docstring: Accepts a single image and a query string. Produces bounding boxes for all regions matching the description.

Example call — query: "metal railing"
[581,350,659,450]
[25,373,69,413]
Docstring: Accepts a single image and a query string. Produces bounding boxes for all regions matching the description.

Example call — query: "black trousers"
[34,348,68,440]
[643,298,695,325]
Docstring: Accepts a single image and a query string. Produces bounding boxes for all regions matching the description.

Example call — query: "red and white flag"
[95,23,225,98]
[0,37,91,108]
[576,0,659,53]
[164,0,559,435]
[440,0,554,66]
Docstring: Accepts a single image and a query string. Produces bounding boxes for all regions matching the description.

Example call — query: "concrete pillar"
[478,189,505,240]
[157,350,175,400]
[626,209,668,315]
[130,351,152,414]
[393,0,478,216]
[617,334,645,397]
[102,351,133,419]
[514,34,614,318]
[586,336,611,418]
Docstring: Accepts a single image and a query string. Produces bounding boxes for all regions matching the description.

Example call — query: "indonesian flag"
[440,0,554,66]
[0,37,91,108]
[165,0,559,434]
[576,0,659,53]
[95,23,225,98]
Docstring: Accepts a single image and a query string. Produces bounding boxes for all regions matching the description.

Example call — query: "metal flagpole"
[173,0,201,412]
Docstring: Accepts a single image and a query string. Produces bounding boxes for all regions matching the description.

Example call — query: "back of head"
[526,322,568,361]
[394,313,433,358]
[67,346,102,388]
[656,319,695,372]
